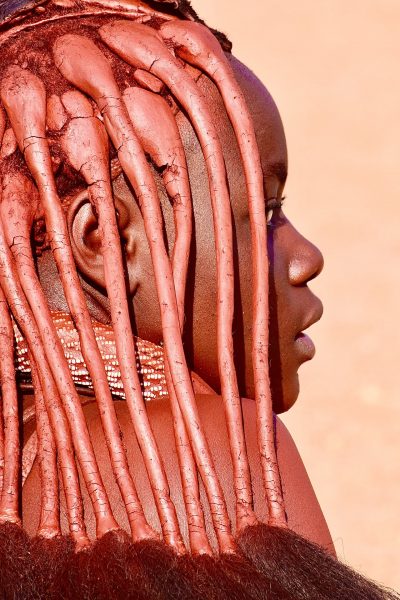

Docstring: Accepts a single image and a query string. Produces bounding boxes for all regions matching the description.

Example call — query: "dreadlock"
[0,0,398,598]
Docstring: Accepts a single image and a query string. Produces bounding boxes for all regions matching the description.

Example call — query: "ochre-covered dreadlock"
[0,0,276,554]
[0,1,399,599]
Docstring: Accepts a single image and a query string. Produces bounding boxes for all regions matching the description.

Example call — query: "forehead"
[232,57,288,187]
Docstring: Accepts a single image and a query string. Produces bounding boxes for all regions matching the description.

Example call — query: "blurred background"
[192,0,400,590]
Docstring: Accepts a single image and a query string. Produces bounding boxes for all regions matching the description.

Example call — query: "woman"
[0,0,397,597]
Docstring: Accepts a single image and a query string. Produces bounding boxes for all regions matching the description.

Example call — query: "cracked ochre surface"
[0,0,284,556]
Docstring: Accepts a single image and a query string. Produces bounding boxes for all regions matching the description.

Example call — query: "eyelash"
[266,196,285,224]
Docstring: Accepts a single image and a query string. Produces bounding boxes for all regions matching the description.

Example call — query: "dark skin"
[23,397,334,553]
[40,56,323,413]
[29,57,332,551]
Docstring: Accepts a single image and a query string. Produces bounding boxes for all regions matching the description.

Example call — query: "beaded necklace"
[15,310,169,401]
[15,310,214,484]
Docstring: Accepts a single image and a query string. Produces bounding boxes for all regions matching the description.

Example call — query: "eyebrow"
[264,161,288,184]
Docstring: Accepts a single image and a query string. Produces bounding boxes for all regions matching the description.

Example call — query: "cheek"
[182,209,220,385]
[267,225,297,410]
[268,223,292,335]
[132,268,162,344]
[235,227,252,301]
[230,218,256,396]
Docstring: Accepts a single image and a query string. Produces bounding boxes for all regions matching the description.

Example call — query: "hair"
[0,0,398,598]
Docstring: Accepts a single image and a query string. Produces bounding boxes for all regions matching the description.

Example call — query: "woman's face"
[130,56,323,413]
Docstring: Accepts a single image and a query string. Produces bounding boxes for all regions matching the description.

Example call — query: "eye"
[265,196,285,225]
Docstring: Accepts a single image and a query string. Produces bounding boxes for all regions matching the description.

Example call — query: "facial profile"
[172,58,325,413]
[64,54,324,413]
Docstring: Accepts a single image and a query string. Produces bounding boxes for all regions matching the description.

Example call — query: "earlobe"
[67,191,139,293]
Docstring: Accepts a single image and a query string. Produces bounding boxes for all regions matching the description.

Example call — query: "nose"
[288,230,324,286]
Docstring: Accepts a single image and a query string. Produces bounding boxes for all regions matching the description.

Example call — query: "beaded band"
[15,311,170,401]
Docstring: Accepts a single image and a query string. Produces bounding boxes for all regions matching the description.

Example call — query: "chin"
[240,367,300,414]
[273,373,300,414]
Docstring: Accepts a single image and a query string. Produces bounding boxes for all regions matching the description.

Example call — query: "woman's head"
[0,0,324,546]
[40,53,323,414]
[138,57,324,414]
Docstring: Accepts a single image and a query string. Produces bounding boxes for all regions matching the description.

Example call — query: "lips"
[294,299,323,361]
[294,331,316,359]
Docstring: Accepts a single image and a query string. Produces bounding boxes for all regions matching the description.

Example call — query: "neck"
[37,251,111,324]
[15,308,215,403]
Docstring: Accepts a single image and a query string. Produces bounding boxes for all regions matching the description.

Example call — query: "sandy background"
[192,0,400,590]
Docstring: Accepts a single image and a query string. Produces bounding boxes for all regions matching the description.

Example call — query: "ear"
[67,190,139,294]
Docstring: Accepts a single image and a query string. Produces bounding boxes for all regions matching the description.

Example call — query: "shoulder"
[23,393,335,555]
[234,398,335,554]
[148,395,335,553]
[274,414,335,554]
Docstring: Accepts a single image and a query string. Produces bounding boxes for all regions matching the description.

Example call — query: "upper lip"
[297,298,323,335]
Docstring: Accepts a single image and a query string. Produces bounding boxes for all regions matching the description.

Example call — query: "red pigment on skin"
[53,34,185,552]
[123,87,210,554]
[62,106,157,543]
[160,20,286,528]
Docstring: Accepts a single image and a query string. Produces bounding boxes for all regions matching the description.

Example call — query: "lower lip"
[294,332,316,360]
